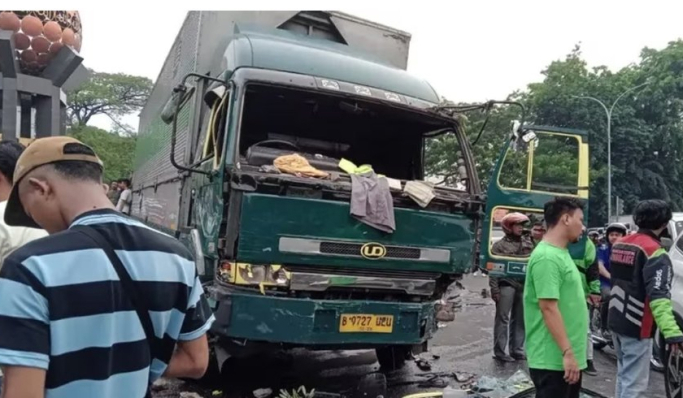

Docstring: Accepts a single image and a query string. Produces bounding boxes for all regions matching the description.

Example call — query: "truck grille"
[285,265,440,280]
[279,237,450,263]
[320,242,420,259]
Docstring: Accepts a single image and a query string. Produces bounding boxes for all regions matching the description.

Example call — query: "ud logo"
[361,243,387,259]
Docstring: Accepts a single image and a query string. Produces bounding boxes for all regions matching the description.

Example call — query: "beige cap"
[5,136,103,227]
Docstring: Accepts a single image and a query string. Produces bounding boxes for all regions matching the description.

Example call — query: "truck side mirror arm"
[167,73,231,177]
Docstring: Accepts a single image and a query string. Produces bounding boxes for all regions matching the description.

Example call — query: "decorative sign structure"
[0,11,82,75]
[0,10,85,140]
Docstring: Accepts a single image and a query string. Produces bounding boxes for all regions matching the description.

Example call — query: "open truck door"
[480,125,590,277]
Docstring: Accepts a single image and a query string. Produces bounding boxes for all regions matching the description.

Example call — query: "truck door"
[187,84,235,278]
[480,126,590,278]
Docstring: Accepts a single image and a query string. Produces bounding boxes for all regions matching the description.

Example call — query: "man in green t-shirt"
[524,197,587,398]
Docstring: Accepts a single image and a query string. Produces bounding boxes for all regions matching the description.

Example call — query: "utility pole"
[573,81,650,223]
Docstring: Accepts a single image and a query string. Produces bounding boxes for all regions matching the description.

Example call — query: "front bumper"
[209,286,437,346]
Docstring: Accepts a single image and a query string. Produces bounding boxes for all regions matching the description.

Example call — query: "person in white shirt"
[0,141,48,266]
[115,178,132,214]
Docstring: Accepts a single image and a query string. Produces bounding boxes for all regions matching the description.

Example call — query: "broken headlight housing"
[217,261,290,293]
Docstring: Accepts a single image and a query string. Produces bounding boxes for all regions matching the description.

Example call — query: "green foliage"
[68,126,136,183]
[425,41,683,226]
[278,386,315,398]
[66,70,153,132]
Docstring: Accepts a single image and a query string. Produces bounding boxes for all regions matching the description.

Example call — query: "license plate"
[339,314,394,333]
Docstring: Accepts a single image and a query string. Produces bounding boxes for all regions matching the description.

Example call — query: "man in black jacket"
[608,200,683,398]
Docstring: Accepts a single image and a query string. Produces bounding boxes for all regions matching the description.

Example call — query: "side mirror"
[161,84,193,125]
[662,237,673,251]
[510,121,537,152]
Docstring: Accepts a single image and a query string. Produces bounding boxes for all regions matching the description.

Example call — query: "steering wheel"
[249,140,300,152]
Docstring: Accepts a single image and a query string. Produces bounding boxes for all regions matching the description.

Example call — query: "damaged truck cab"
[133,11,488,370]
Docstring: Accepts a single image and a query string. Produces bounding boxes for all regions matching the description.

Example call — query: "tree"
[425,98,524,190]
[424,41,683,226]
[68,125,136,183]
[66,70,153,132]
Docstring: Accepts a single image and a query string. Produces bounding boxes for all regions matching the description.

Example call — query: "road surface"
[154,275,666,398]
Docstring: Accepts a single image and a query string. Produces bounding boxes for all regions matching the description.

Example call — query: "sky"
[12,0,683,130]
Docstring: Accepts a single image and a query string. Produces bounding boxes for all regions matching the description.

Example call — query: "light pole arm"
[609,81,650,114]
[574,96,610,119]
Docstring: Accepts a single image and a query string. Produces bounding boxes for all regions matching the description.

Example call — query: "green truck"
[131,11,591,372]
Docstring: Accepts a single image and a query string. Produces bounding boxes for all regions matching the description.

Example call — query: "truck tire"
[375,346,409,371]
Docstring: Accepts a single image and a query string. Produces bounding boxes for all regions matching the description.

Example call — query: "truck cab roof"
[223,27,440,103]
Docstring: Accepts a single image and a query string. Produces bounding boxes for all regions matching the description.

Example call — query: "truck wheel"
[375,346,409,371]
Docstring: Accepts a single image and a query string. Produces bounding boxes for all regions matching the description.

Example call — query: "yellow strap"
[339,158,374,174]
[339,158,357,174]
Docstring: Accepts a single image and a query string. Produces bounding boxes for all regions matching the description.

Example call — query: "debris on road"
[278,386,316,398]
[254,388,274,398]
[415,358,432,371]
[470,370,534,396]
[389,371,475,389]
[180,393,204,398]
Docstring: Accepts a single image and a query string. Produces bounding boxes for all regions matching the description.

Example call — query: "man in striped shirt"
[0,137,214,397]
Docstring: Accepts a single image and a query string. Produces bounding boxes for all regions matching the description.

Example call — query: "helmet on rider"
[501,212,530,236]
[605,222,628,245]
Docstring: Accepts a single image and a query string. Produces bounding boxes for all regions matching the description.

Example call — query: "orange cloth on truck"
[273,154,329,178]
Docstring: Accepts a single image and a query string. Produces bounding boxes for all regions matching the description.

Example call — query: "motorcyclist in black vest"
[608,200,683,398]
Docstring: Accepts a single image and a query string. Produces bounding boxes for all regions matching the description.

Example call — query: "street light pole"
[573,81,649,223]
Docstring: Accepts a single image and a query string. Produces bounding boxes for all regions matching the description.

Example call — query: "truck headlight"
[218,262,290,292]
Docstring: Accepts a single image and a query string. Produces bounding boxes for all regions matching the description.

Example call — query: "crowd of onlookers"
[489,197,680,398]
[107,178,132,214]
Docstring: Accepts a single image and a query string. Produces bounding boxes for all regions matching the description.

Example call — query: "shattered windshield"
[237,83,454,181]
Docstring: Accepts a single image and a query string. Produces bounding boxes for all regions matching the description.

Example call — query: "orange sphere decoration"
[13,32,29,50]
[0,12,20,31]
[37,52,52,65]
[20,15,42,36]
[62,28,75,46]
[43,21,61,42]
[31,36,50,53]
[20,49,36,63]
[49,42,63,54]
[0,11,82,75]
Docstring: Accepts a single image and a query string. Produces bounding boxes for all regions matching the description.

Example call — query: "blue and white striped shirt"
[0,209,214,397]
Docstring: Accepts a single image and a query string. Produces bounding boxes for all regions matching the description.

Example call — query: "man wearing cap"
[0,137,214,398]
[490,212,534,362]
[0,141,47,265]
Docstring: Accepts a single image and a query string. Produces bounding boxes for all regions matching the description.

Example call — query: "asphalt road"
[153,275,666,398]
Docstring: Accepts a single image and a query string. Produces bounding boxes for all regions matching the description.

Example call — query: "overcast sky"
[60,0,683,130]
